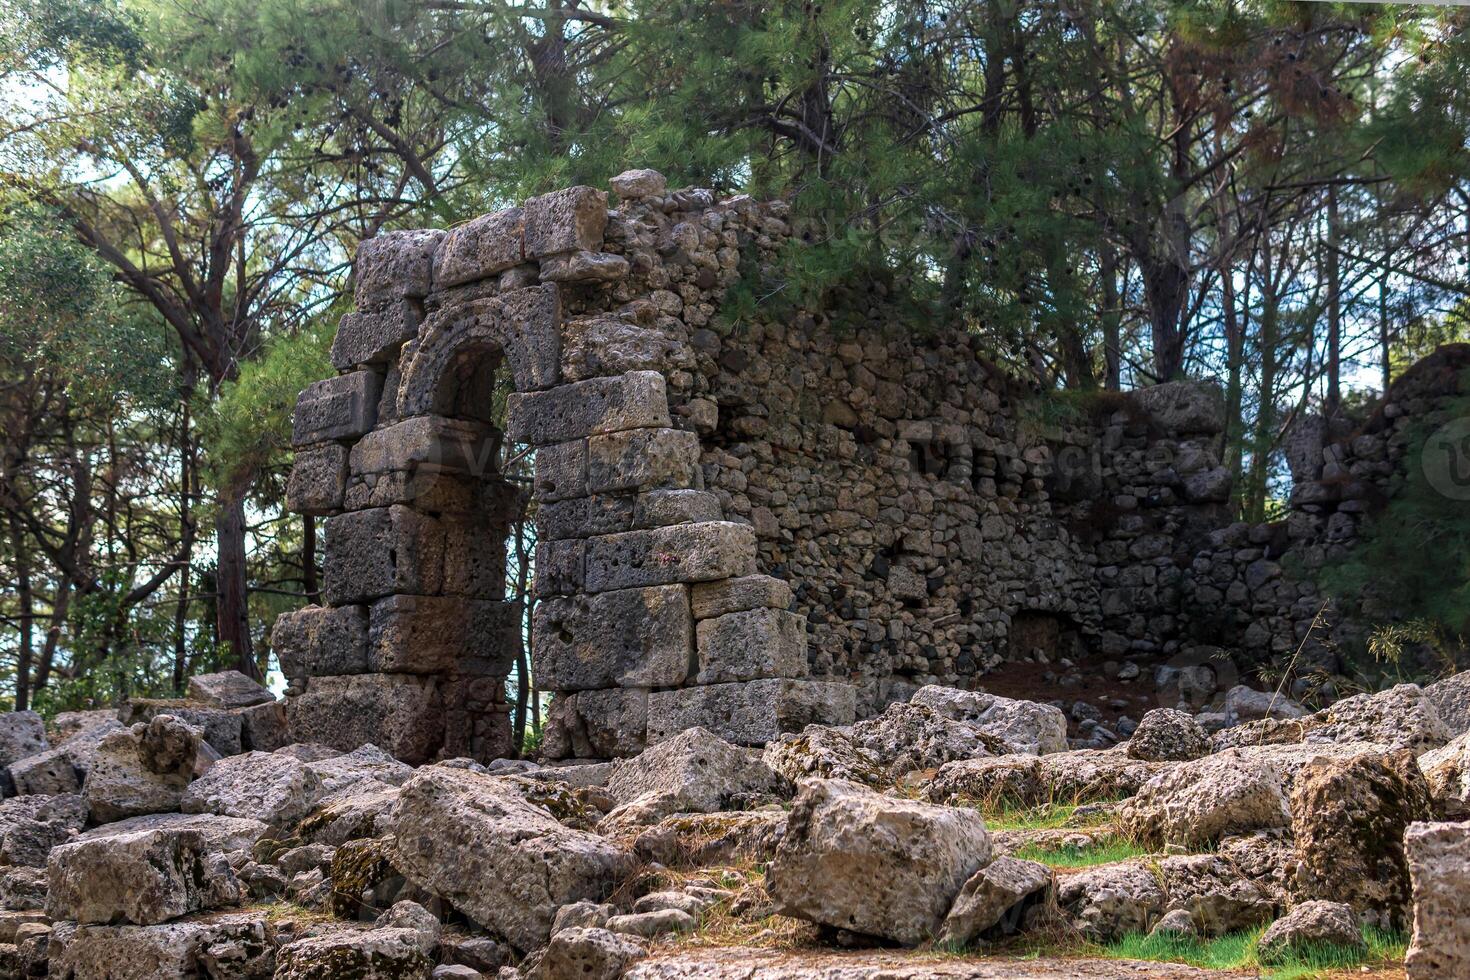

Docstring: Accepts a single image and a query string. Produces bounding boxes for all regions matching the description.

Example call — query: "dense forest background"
[0,0,1467,720]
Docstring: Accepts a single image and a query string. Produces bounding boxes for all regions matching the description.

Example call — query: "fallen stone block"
[601,727,781,828]
[910,686,1068,756]
[538,927,645,980]
[937,855,1052,945]
[766,778,992,945]
[83,716,214,823]
[646,679,856,747]
[1117,749,1289,849]
[1406,819,1470,979]
[118,700,242,756]
[275,926,432,980]
[0,712,48,770]
[0,793,87,867]
[1257,901,1364,965]
[46,828,240,925]
[181,751,325,828]
[45,912,273,980]
[186,670,274,710]
[77,812,270,855]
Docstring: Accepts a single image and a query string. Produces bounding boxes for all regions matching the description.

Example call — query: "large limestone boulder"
[925,749,1165,808]
[936,856,1052,946]
[602,727,782,827]
[83,715,216,823]
[1405,819,1470,979]
[1305,684,1449,753]
[45,912,273,980]
[1155,854,1279,935]
[1257,901,1364,964]
[1289,749,1432,930]
[762,726,887,789]
[1424,671,1470,737]
[1126,709,1209,762]
[46,828,240,925]
[1420,731,1470,817]
[77,812,270,855]
[1117,749,1289,849]
[275,926,431,979]
[0,712,48,769]
[1056,862,1166,941]
[909,686,1067,755]
[0,793,87,867]
[390,765,634,951]
[305,742,413,794]
[538,926,646,980]
[847,701,1001,778]
[1222,685,1306,726]
[765,778,992,945]
[180,750,325,827]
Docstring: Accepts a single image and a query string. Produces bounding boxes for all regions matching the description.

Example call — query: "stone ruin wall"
[271,170,1470,763]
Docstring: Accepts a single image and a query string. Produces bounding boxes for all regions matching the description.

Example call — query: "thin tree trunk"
[1101,246,1121,391]
[8,516,32,710]
[215,484,259,680]
[1222,266,1246,501]
[173,407,194,694]
[1325,186,1342,418]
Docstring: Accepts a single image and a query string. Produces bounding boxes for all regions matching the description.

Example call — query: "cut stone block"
[46,828,239,925]
[1406,819,1470,979]
[291,370,382,447]
[331,300,421,370]
[561,314,688,382]
[354,228,443,306]
[186,671,274,709]
[438,511,508,598]
[349,416,498,481]
[610,169,667,199]
[46,912,271,980]
[586,427,700,494]
[584,521,757,592]
[118,701,244,757]
[286,673,444,765]
[647,679,857,747]
[322,506,444,605]
[272,604,369,680]
[539,250,628,283]
[237,700,289,752]
[285,442,348,515]
[533,585,692,691]
[524,186,607,258]
[8,746,80,795]
[369,595,519,675]
[433,207,525,288]
[534,439,587,502]
[634,489,721,530]
[0,712,47,769]
[0,793,87,867]
[535,539,585,597]
[544,688,649,758]
[507,372,670,447]
[691,574,794,620]
[181,751,325,827]
[696,607,808,684]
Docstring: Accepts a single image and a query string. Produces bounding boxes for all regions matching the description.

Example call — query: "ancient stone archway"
[274,183,855,763]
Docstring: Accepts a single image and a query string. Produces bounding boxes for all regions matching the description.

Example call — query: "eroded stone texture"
[291,371,382,447]
[46,829,239,925]
[648,679,856,747]
[1406,819,1470,979]
[533,586,692,691]
[286,674,446,765]
[696,607,808,684]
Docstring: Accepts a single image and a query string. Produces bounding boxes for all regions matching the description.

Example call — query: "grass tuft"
[1100,924,1407,979]
[1011,836,1151,869]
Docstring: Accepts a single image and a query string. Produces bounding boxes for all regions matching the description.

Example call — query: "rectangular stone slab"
[354,229,442,306]
[286,673,444,765]
[291,371,382,447]
[647,679,856,746]
[507,372,670,447]
[285,443,348,516]
[369,595,519,675]
[584,521,756,592]
[691,574,794,620]
[322,506,444,605]
[586,427,701,494]
[330,300,421,371]
[696,607,808,683]
[533,585,692,690]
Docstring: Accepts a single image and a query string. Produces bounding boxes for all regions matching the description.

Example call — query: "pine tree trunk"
[215,485,258,680]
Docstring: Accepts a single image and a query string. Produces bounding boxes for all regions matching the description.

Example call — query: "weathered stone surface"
[1424,670,1470,737]
[539,927,645,980]
[1421,731,1470,817]
[287,673,445,765]
[586,427,700,494]
[0,712,47,769]
[333,300,422,370]
[273,603,370,680]
[690,574,792,620]
[1222,685,1307,725]
[238,699,290,753]
[286,441,349,515]
[1155,853,1279,935]
[634,488,721,530]
[390,766,634,951]
[634,810,787,868]
[117,700,243,757]
[925,750,1164,808]
[534,439,587,502]
[766,778,992,946]
[507,372,670,447]
[909,687,1068,756]
[322,506,444,604]
[291,370,382,447]
[370,595,518,675]
[276,926,432,980]
[763,727,887,788]
[0,865,46,910]
[78,811,270,854]
[540,250,629,283]
[0,793,86,867]
[562,315,688,383]
[1289,749,1431,929]
[543,688,650,758]
[696,607,807,684]
[1257,901,1364,964]
[1117,749,1289,849]
[181,750,325,828]
[610,169,667,199]
[356,228,443,305]
[849,702,1001,779]
[1405,819,1470,979]
[306,743,413,794]
[1129,379,1225,434]
[602,727,780,827]
[46,912,273,980]
[83,716,214,823]
[1056,862,1167,941]
[620,949,1226,978]
[937,856,1052,946]
[186,670,274,710]
[434,208,525,288]
[585,521,756,592]
[524,186,607,258]
[647,679,856,747]
[534,585,691,691]
[1306,684,1450,754]
[1126,709,1209,762]
[47,828,239,925]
